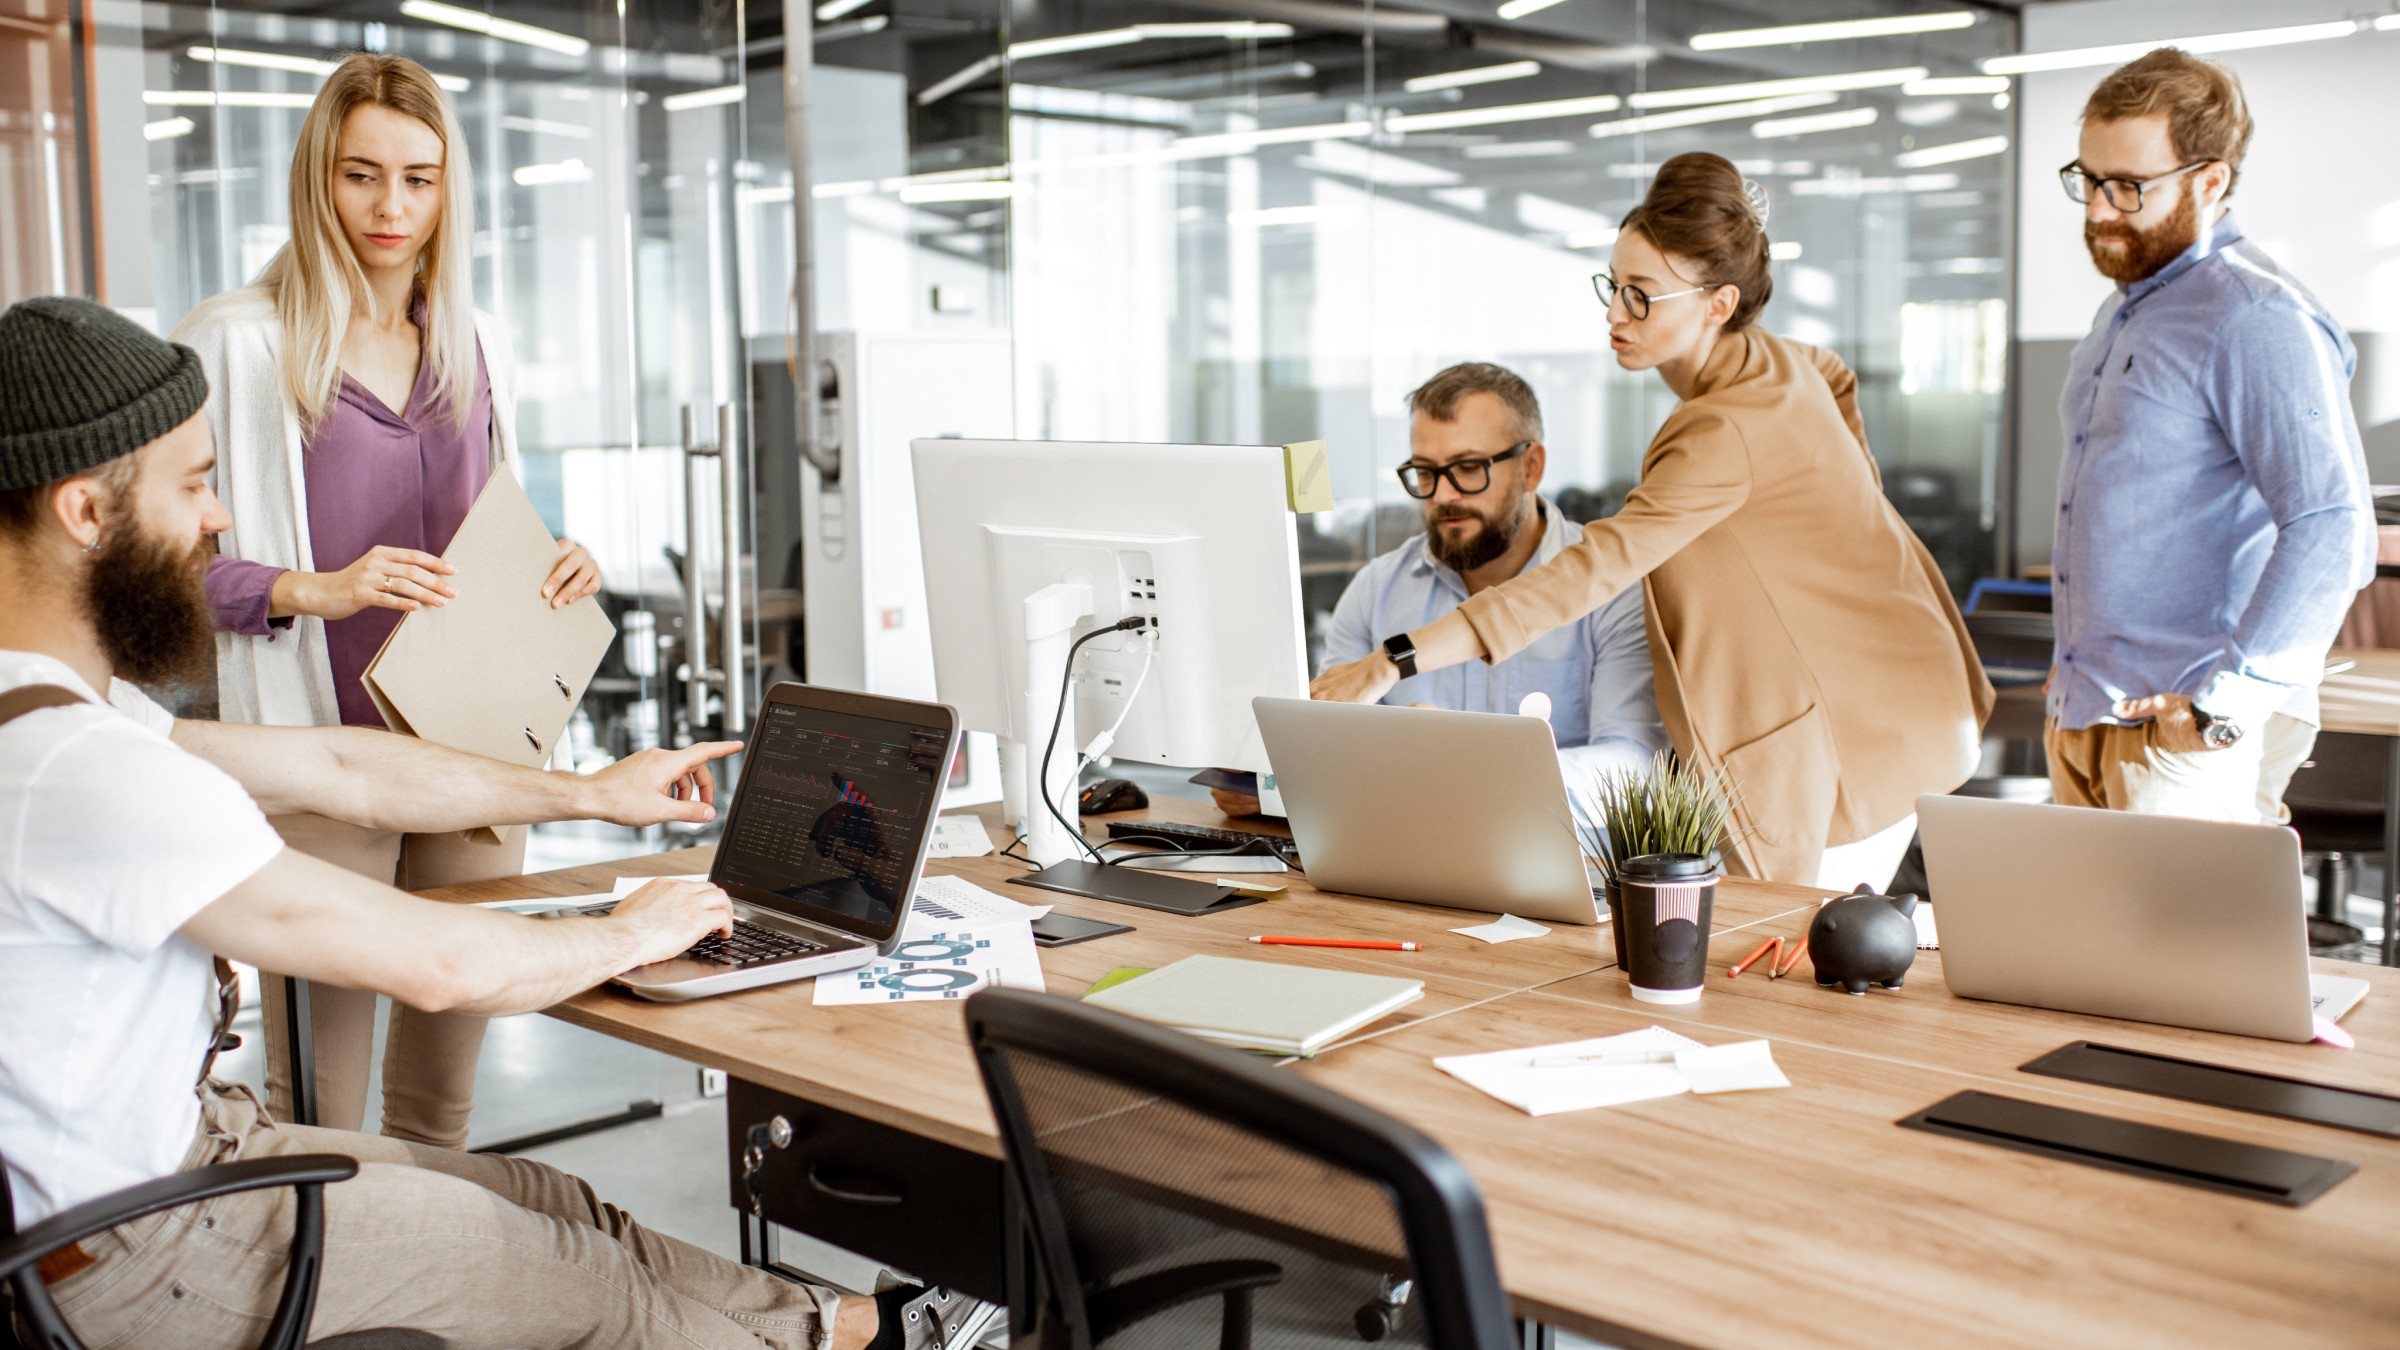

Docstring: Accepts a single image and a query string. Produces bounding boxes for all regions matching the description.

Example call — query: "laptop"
[590,682,960,1002]
[1916,794,2370,1042]
[1251,697,1600,925]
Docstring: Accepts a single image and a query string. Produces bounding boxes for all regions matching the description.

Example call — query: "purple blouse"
[206,298,495,728]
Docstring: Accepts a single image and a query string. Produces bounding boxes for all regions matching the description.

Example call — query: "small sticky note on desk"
[1451,913,1550,944]
[1673,1040,1790,1093]
[1284,440,1332,513]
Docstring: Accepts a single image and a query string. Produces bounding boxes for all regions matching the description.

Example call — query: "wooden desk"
[2312,645,2400,963]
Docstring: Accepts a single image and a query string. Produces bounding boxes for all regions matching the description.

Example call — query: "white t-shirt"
[0,651,284,1223]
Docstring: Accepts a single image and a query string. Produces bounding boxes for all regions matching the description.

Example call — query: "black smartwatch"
[2191,703,2243,749]
[1381,633,1419,680]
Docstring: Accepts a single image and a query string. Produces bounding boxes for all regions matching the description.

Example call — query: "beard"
[1426,491,1532,573]
[2084,187,2200,285]
[82,517,216,693]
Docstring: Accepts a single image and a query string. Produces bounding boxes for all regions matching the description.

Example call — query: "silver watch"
[2191,704,2243,749]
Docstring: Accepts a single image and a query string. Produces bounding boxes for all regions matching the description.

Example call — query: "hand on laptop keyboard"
[613,878,736,968]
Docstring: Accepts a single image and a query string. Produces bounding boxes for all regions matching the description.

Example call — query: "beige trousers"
[259,814,525,1149]
[2045,712,2318,826]
[38,1082,840,1350]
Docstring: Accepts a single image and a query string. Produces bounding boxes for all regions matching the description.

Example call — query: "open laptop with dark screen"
[596,682,959,1002]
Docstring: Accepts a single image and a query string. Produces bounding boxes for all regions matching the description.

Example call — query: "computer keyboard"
[683,920,824,969]
[1103,820,1300,865]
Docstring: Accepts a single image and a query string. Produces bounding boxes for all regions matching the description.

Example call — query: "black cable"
[1037,617,1149,866]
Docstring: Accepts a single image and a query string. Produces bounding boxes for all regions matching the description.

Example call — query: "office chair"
[1,1150,373,1350]
[963,988,1515,1350]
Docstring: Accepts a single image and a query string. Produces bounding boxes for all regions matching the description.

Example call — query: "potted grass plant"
[1572,751,1743,968]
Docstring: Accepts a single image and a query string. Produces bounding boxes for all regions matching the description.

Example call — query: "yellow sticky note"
[1283,440,1332,513]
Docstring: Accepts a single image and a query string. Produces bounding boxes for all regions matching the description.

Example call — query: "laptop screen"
[714,699,950,934]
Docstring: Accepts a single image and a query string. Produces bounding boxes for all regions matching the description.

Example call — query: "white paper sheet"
[1449,913,1551,944]
[905,874,1050,937]
[610,873,709,897]
[1913,903,1938,950]
[1673,1039,1791,1094]
[814,919,1044,1005]
[1435,1026,1705,1116]
[476,893,610,915]
[927,815,996,858]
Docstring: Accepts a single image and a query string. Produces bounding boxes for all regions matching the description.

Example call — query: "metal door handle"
[806,1162,903,1205]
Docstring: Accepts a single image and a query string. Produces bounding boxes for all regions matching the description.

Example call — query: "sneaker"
[883,1284,1003,1350]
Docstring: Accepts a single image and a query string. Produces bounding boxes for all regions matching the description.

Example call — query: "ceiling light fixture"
[1404,60,1541,93]
[141,90,319,108]
[1904,76,2008,96]
[1388,92,1619,134]
[815,0,873,18]
[1895,135,2008,168]
[1630,66,1926,108]
[1588,92,1838,139]
[187,45,469,91]
[1982,20,2361,75]
[512,159,592,186]
[1769,240,1803,260]
[399,0,589,58]
[1495,0,1568,20]
[144,116,195,141]
[1692,12,1973,51]
[662,84,745,111]
[924,22,1297,104]
[1753,106,1878,138]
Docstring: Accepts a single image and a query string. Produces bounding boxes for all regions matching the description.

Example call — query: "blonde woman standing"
[176,54,600,1147]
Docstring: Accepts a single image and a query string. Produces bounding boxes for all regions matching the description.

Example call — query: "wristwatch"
[1381,633,1419,680]
[2191,703,2243,749]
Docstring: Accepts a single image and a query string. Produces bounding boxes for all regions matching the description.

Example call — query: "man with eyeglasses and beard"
[1211,362,1666,817]
[2043,49,2373,827]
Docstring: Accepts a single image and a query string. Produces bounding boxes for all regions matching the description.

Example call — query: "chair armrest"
[0,1155,358,1283]
[1086,1259,1282,1343]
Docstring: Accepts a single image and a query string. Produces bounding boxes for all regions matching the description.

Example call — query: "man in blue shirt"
[2046,49,2374,825]
[1212,363,1667,816]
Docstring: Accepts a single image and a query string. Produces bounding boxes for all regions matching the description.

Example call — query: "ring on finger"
[383,575,395,592]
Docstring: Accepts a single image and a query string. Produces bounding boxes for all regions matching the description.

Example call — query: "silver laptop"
[1917,794,2368,1042]
[591,683,960,1002]
[1252,697,1599,924]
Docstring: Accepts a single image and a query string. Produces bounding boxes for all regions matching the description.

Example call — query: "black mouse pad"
[2019,1042,2400,1139]
[1008,860,1266,917]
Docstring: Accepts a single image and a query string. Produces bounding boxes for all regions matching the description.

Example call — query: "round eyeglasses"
[1591,271,1713,320]
[1396,443,1531,499]
[2058,159,2209,213]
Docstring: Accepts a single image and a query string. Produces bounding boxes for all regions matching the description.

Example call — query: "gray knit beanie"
[0,296,209,491]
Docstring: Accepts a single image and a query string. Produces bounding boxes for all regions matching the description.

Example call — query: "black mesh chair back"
[964,988,1513,1350]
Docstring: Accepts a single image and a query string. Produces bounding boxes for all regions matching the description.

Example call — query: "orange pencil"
[1728,936,1781,977]
[1772,936,1810,979]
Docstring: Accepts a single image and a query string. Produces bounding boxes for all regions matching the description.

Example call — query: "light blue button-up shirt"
[1323,495,1668,782]
[2049,210,2375,733]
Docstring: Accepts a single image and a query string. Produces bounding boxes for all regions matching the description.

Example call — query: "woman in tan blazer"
[1315,154,1992,887]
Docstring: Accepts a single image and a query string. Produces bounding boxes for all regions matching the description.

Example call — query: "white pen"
[1528,1049,1681,1068]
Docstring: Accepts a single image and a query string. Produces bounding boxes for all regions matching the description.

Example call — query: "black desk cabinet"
[725,1079,1014,1302]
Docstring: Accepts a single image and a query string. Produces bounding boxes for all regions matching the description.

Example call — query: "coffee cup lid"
[1620,851,1719,881]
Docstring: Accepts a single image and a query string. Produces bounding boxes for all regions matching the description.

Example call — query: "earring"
[81,535,98,554]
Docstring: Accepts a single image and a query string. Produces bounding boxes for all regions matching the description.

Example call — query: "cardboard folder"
[362,468,617,845]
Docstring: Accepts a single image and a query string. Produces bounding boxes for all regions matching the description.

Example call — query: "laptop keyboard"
[684,920,825,969]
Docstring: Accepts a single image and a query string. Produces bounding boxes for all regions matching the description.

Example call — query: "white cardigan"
[175,289,522,729]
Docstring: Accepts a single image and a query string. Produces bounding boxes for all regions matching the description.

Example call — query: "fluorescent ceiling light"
[662,84,744,111]
[1769,240,1803,260]
[1388,92,1619,134]
[900,180,1013,202]
[399,0,589,58]
[142,90,318,108]
[1462,139,1574,158]
[1895,134,2008,168]
[1009,29,1145,59]
[1692,12,1973,51]
[144,116,195,141]
[186,45,469,91]
[819,15,889,41]
[512,159,591,186]
[501,115,589,139]
[1904,76,2008,96]
[1563,228,1618,249]
[1790,171,1960,197]
[1983,21,2361,75]
[1589,92,1837,139]
[1298,139,1461,186]
[1630,66,1926,108]
[1495,0,1567,19]
[1753,106,1877,137]
[816,0,873,17]
[1404,61,1541,93]
[2378,15,2400,29]
[1171,120,1372,157]
[1134,22,1292,39]
[918,54,1000,105]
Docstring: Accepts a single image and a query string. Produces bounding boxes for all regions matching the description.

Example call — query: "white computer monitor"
[912,439,1310,864]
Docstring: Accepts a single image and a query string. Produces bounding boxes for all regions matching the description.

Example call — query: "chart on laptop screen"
[716,702,947,928]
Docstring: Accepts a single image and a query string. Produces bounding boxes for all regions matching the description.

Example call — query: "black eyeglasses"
[1397,443,1530,499]
[2058,159,2209,213]
[1592,271,1713,320]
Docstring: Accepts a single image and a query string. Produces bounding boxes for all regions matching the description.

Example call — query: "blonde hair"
[256,54,478,432]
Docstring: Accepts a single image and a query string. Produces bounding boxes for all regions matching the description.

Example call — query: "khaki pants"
[259,814,525,1149]
[2045,713,2317,826]
[37,1082,841,1350]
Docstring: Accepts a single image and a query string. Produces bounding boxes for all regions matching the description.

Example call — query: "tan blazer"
[1456,328,1994,883]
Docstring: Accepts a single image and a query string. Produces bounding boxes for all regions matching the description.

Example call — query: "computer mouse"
[1078,777,1149,814]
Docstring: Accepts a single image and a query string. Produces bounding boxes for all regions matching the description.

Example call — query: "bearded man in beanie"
[0,298,967,1348]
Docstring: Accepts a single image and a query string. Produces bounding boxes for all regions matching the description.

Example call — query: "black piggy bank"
[1808,884,1919,995]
